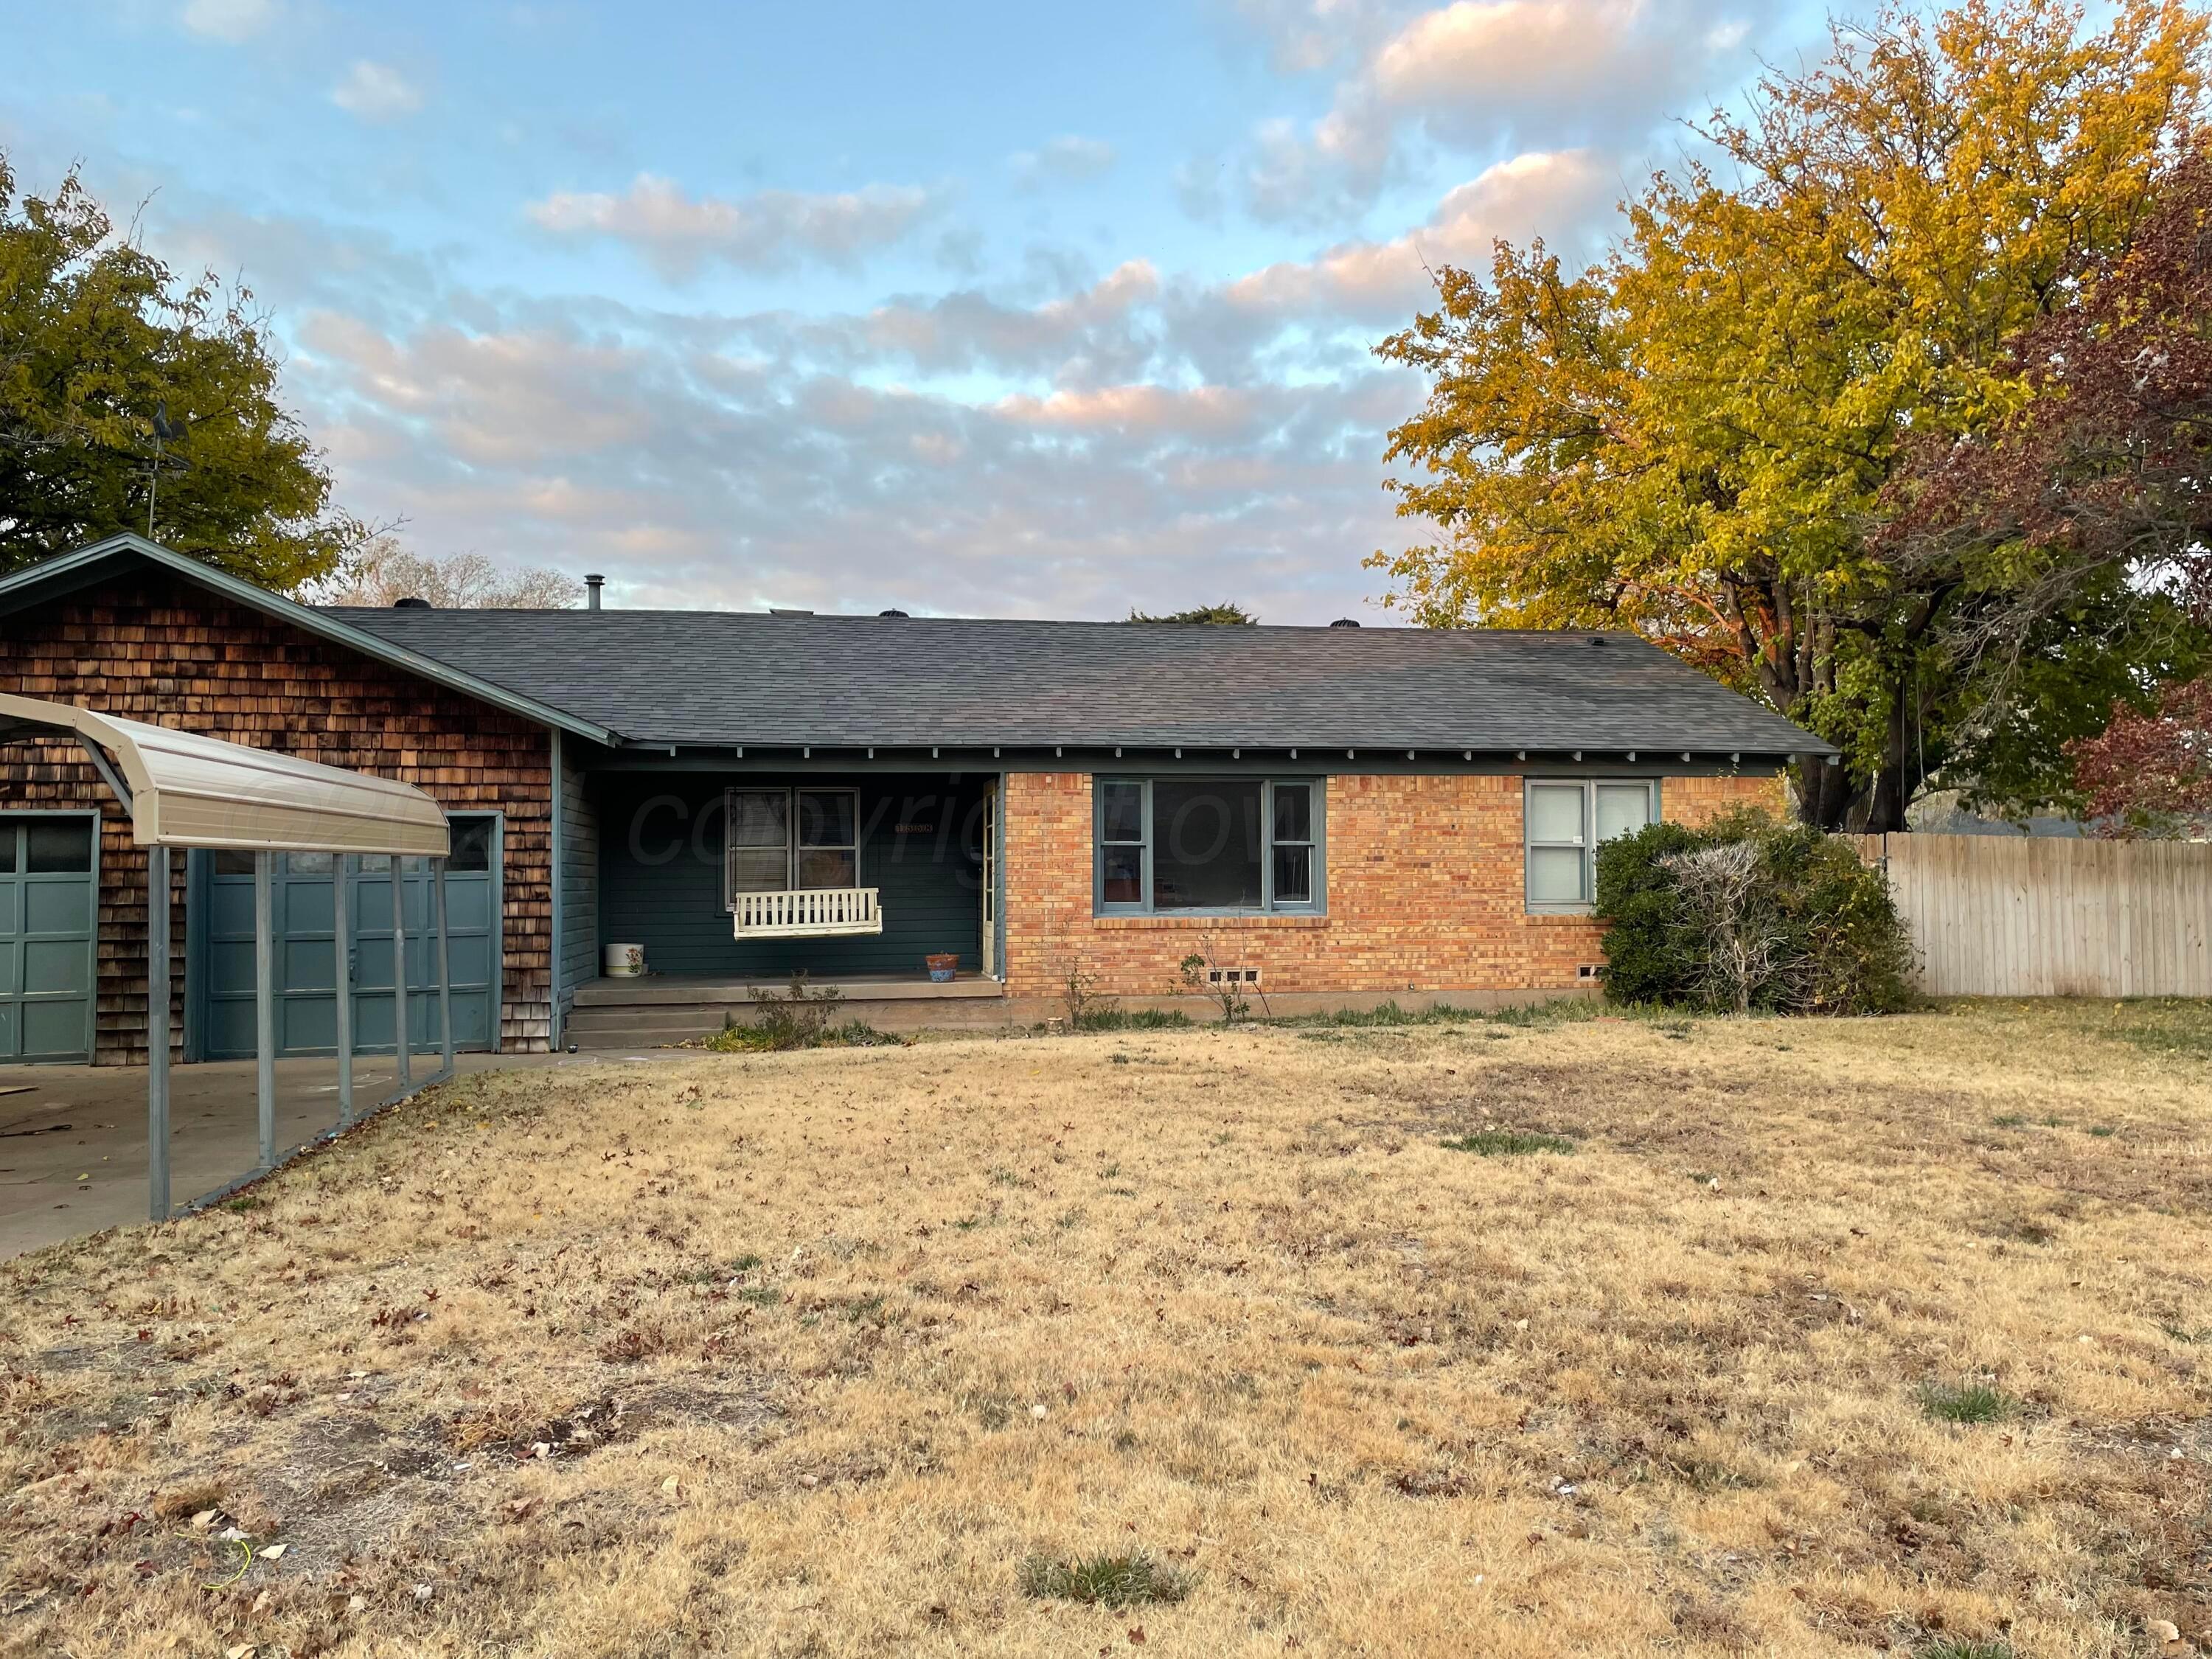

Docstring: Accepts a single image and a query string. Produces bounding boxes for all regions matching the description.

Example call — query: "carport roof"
[0,694,451,856]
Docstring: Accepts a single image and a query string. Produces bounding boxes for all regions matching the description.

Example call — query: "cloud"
[1226,149,1614,321]
[181,0,279,42]
[1233,0,1771,223]
[527,173,942,279]
[1010,135,1118,189]
[281,272,1422,622]
[330,60,425,122]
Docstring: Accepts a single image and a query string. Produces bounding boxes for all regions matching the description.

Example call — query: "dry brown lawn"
[4,1001,2211,1658]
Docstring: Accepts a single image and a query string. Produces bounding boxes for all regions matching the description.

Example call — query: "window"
[447,815,495,873]
[1094,779,1323,914]
[1525,779,1657,911]
[724,787,862,905]
[25,818,94,874]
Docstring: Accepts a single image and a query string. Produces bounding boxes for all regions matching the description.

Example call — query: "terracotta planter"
[925,953,959,983]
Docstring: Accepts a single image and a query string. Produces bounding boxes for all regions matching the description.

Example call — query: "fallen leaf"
[259,1543,286,1560]
[661,1476,681,1496]
[1128,1630,1146,1646]
[189,1509,218,1530]
[2148,1619,2180,1644]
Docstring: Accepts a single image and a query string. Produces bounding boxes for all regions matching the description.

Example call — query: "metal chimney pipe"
[585,573,604,610]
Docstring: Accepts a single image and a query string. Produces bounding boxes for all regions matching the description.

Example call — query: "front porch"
[565,969,1006,1048]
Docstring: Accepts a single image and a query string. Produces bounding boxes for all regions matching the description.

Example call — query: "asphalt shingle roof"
[327,608,1830,757]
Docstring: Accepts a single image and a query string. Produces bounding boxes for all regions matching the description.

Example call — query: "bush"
[701,975,901,1051]
[1594,809,1914,1015]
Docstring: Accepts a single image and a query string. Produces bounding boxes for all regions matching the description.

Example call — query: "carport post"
[433,856,455,1075]
[392,859,411,1088]
[147,845,171,1222]
[334,856,355,1127]
[254,852,276,1171]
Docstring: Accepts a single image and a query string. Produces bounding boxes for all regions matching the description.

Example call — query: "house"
[0,535,1829,1063]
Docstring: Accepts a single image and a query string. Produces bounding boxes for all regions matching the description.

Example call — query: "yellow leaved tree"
[1371,0,2208,830]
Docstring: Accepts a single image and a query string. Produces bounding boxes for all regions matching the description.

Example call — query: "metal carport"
[0,694,456,1220]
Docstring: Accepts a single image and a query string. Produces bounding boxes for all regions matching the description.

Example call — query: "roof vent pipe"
[584,574,604,610]
[1329,617,1361,628]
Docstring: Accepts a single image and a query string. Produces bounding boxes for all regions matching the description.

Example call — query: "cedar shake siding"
[0,570,555,1062]
[1001,769,1785,1002]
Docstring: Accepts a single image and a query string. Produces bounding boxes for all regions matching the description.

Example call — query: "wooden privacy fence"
[1846,834,2212,998]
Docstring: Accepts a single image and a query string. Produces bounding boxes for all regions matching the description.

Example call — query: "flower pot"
[925,953,959,983]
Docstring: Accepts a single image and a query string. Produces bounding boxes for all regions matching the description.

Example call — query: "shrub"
[1595,809,1913,1015]
[702,975,900,1051]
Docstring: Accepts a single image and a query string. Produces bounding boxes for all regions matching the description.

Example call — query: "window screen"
[723,788,861,902]
[1526,780,1657,909]
[727,789,791,894]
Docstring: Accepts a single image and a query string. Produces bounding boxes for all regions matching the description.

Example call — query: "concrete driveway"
[0,1051,558,1259]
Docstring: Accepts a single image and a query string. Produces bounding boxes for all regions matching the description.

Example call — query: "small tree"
[1178,930,1265,1023]
[1658,842,1790,1015]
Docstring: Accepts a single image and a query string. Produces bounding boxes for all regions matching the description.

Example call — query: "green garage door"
[197,815,501,1059]
[0,814,99,1064]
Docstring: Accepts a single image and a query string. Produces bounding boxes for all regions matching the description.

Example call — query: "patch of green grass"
[1990,1113,2028,1129]
[729,1253,763,1273]
[1916,1380,2017,1425]
[1069,1008,1194,1032]
[223,1197,265,1214]
[1915,1640,2014,1659]
[735,1284,782,1307]
[1018,1551,1194,1609]
[2088,1124,2119,1138]
[2159,1323,2212,1344]
[844,1292,889,1325]
[1441,1130,1575,1157]
[700,1017,900,1054]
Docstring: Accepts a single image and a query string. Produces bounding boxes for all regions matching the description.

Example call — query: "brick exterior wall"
[1002,769,1786,1001]
[0,570,557,1063]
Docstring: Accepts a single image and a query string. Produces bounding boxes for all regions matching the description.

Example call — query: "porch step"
[562,981,1012,1050]
[573,973,1001,1007]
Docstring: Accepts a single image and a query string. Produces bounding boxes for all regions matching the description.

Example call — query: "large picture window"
[1525,779,1657,911]
[725,787,861,905]
[1094,779,1324,914]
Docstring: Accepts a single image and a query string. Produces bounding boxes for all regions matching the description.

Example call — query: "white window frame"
[1093,777,1326,916]
[723,787,862,909]
[1523,778,1660,914]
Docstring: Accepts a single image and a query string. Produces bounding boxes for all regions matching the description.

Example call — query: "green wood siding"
[594,773,987,978]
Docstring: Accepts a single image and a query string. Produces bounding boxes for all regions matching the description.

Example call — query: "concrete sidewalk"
[0,1051,552,1259]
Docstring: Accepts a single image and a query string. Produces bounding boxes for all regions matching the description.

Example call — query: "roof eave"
[0,535,622,747]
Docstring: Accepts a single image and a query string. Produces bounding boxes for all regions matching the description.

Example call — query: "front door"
[196,815,501,1058]
[0,813,98,1063]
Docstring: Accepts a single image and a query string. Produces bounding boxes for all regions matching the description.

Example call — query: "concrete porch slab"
[572,972,1004,1006]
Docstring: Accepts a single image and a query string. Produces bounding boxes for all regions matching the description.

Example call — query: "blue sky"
[9,0,1821,619]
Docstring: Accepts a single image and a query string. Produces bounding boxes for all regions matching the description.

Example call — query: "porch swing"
[725,785,883,939]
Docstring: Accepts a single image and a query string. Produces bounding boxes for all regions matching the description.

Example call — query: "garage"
[0,811,99,1063]
[193,814,501,1059]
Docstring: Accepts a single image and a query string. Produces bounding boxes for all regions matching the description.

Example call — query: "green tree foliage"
[1595,810,1915,1015]
[1369,0,2208,830]
[0,156,363,588]
[1126,603,1259,625]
